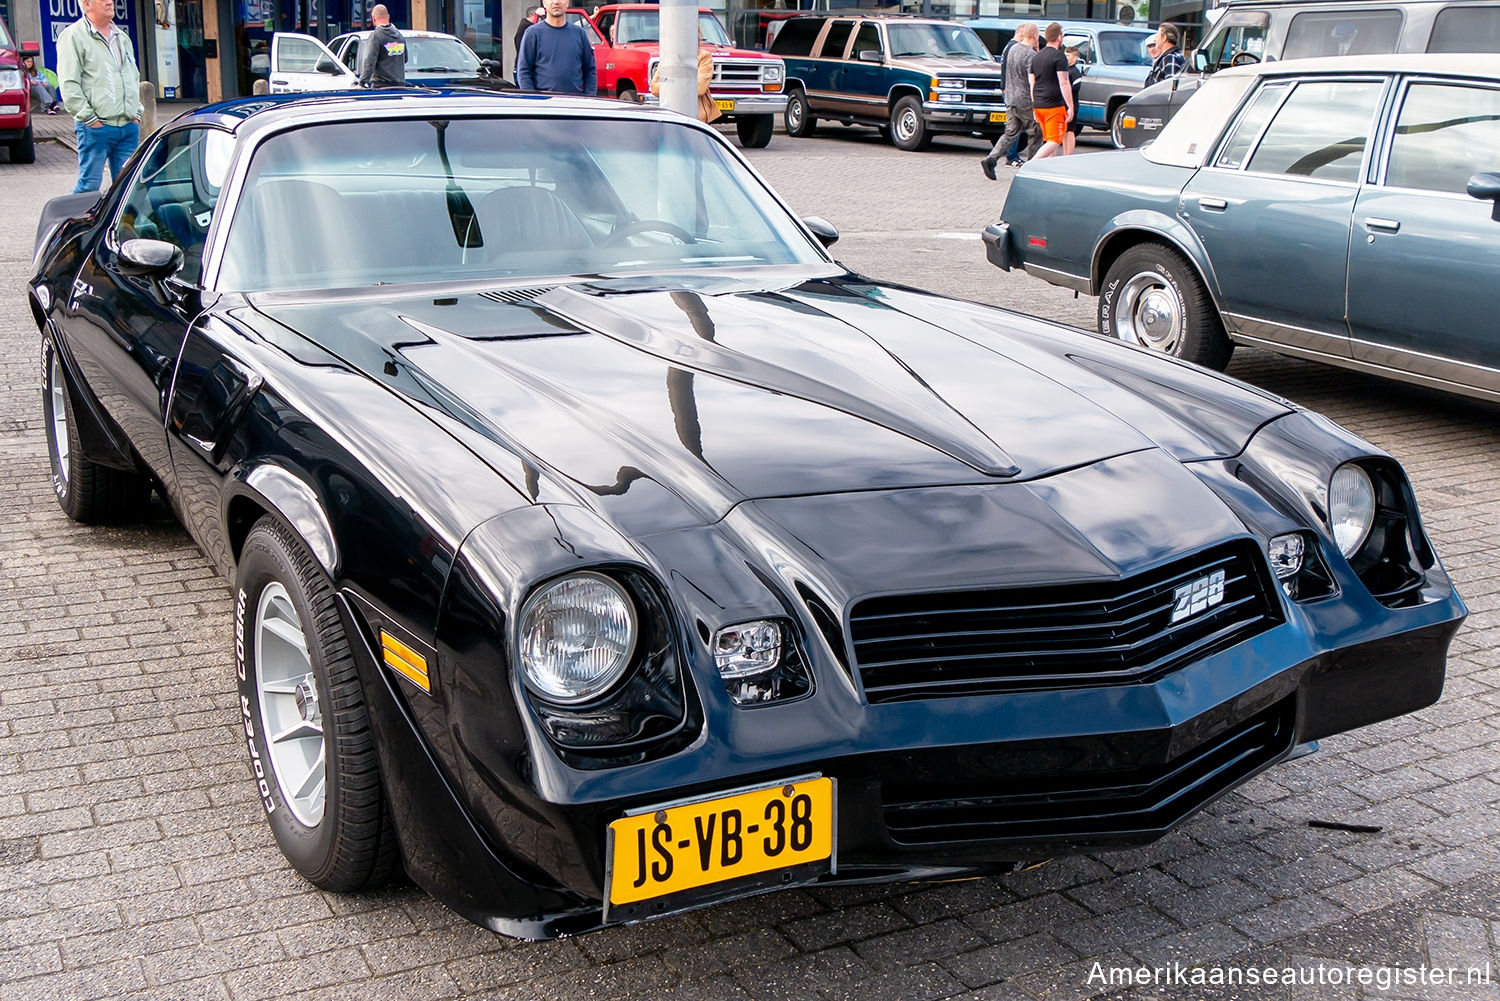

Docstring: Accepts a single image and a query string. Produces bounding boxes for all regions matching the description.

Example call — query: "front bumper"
[923,100,1008,132]
[352,559,1464,938]
[639,93,788,116]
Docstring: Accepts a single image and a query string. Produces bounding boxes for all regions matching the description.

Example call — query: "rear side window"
[1283,10,1404,60]
[1214,81,1290,169]
[819,19,855,59]
[1384,82,1500,192]
[1245,79,1385,182]
[769,18,821,57]
[1428,5,1500,52]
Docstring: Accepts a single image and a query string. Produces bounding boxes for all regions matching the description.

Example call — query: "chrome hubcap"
[255,582,326,827]
[789,99,802,128]
[49,351,69,483]
[1116,272,1184,354]
[895,108,917,141]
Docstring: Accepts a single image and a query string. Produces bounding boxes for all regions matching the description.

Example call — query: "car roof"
[1218,0,1479,6]
[1219,51,1500,79]
[177,89,674,136]
[965,17,1153,32]
[339,28,467,39]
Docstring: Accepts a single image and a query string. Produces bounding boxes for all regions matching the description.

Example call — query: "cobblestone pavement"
[3,122,1499,1001]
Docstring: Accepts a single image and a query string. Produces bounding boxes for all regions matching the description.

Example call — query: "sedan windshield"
[217,117,826,292]
[618,11,732,46]
[886,23,991,60]
[404,36,482,73]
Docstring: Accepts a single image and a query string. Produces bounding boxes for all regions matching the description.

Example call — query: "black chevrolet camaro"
[30,91,1465,938]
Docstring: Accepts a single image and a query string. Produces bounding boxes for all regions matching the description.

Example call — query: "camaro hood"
[249,275,1290,532]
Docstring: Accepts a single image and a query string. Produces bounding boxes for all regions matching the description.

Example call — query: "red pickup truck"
[0,11,39,164]
[585,4,787,148]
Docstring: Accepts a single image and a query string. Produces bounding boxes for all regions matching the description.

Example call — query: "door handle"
[1364,217,1401,233]
[1199,197,1228,212]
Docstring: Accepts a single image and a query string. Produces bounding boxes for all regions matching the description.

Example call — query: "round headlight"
[518,572,637,704]
[1328,464,1376,560]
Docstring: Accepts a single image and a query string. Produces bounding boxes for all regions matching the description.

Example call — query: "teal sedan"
[984,53,1500,404]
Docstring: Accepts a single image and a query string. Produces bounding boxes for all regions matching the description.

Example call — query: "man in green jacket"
[57,0,143,193]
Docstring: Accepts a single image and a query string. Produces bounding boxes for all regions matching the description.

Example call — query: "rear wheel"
[736,114,774,148]
[889,95,931,151]
[617,85,638,104]
[236,517,400,892]
[9,125,35,165]
[784,88,816,138]
[42,338,152,523]
[1098,243,1232,370]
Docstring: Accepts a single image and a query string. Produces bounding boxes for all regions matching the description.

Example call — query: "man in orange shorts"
[1027,23,1074,160]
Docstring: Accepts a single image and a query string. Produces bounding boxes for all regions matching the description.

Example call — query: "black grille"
[850,542,1280,703]
[479,286,556,305]
[883,699,1295,846]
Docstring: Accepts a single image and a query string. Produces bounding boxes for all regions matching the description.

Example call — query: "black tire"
[1098,243,1233,371]
[889,95,931,151]
[735,114,774,149]
[10,125,35,165]
[236,516,400,892]
[784,88,816,138]
[41,338,152,523]
[617,85,638,104]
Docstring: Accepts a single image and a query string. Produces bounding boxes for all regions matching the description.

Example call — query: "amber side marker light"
[1122,116,1137,129]
[381,629,431,692]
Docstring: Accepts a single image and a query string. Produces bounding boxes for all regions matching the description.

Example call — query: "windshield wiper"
[414,65,469,72]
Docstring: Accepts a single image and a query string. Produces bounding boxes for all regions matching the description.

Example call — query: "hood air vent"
[480,286,558,306]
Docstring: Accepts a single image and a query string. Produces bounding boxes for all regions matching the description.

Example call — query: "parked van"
[1114,0,1500,147]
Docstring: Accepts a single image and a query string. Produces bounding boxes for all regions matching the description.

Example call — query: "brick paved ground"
[2,122,1498,1001]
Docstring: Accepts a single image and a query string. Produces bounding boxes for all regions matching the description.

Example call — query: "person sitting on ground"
[22,54,64,114]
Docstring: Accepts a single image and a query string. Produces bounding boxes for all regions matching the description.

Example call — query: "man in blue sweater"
[517,0,597,94]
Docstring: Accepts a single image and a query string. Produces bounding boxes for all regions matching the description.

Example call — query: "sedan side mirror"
[1467,171,1500,222]
[858,49,882,63]
[802,216,839,248]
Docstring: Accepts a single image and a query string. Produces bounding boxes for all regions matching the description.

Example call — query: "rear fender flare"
[1091,213,1223,309]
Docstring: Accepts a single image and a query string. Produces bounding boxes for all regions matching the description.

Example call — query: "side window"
[1199,13,1268,70]
[1283,10,1404,60]
[850,23,880,60]
[1214,81,1290,169]
[971,27,1013,59]
[1428,6,1500,52]
[768,18,820,57]
[1064,34,1094,63]
[341,38,359,70]
[1384,82,1500,193]
[1244,79,1384,183]
[276,35,331,73]
[595,11,615,44]
[819,19,854,59]
[112,128,231,286]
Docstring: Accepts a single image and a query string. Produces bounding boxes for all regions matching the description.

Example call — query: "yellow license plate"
[606,775,834,915]
[715,98,735,111]
[989,111,1007,123]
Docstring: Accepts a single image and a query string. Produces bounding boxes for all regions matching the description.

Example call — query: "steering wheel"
[1229,51,1261,67]
[603,218,696,246]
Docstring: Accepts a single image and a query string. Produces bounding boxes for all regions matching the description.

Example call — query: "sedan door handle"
[1199,197,1228,212]
[1364,217,1401,233]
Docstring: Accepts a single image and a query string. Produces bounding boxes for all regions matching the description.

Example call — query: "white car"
[268,29,508,93]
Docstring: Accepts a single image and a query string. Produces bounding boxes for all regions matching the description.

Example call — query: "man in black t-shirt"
[1027,23,1073,161]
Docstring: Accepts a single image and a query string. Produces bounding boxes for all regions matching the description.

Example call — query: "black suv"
[770,14,1007,151]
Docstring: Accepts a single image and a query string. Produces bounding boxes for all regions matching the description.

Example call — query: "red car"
[585,4,787,147]
[0,11,39,164]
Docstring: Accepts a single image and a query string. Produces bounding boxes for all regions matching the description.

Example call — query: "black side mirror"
[858,49,882,63]
[802,216,839,248]
[118,239,184,279]
[480,58,501,76]
[315,56,343,75]
[1468,171,1500,222]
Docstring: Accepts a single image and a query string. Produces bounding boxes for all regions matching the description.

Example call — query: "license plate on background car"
[605,775,834,920]
[989,112,1006,123]
[715,99,735,111]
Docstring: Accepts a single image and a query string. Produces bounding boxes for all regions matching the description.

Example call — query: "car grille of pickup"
[957,76,1005,103]
[713,60,765,91]
[881,698,1295,846]
[849,542,1281,703]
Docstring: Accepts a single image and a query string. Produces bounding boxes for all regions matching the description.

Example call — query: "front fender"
[223,462,340,576]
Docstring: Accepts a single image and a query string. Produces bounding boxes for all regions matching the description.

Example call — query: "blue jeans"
[73,121,139,194]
